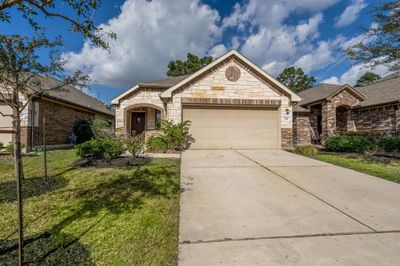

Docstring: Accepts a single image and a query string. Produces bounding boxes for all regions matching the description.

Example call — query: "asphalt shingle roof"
[354,73,400,108]
[139,74,192,88]
[296,83,342,106]
[33,75,115,116]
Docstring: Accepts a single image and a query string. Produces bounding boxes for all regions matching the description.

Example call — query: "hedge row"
[325,132,400,153]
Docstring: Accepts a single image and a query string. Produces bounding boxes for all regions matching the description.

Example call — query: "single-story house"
[0,75,115,150]
[112,50,301,149]
[293,73,400,145]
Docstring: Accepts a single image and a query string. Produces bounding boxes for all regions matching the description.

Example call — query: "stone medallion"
[225,66,241,82]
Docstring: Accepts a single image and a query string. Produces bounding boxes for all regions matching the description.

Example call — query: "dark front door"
[131,112,145,135]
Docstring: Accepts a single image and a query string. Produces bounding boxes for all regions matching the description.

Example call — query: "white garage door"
[182,105,280,150]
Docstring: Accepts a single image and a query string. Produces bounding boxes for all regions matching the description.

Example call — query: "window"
[155,110,161,129]
[28,101,39,127]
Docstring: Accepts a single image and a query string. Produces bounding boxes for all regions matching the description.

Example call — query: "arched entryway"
[336,105,350,133]
[124,104,164,136]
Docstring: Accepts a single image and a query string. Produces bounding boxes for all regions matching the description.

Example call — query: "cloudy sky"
[1,0,388,103]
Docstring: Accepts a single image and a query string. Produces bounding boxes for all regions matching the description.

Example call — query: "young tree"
[347,0,400,71]
[355,71,381,87]
[0,34,88,265]
[277,66,316,93]
[0,0,116,49]
[167,53,213,77]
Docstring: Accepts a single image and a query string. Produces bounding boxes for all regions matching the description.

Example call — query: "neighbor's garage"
[182,105,280,150]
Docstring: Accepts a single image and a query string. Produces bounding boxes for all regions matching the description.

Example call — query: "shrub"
[295,145,318,157]
[378,136,400,153]
[76,138,123,160]
[161,120,192,150]
[146,136,168,152]
[340,131,384,145]
[0,142,3,150]
[91,119,114,139]
[325,135,373,153]
[5,143,26,154]
[74,119,93,144]
[125,134,145,157]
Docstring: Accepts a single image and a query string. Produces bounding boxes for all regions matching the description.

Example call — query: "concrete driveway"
[179,150,400,265]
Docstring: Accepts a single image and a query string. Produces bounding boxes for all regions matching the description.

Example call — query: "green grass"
[0,150,180,265]
[315,153,400,183]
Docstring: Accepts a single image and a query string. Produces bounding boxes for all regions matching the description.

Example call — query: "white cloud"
[335,0,367,27]
[294,41,335,73]
[63,0,221,88]
[209,44,227,58]
[322,63,391,85]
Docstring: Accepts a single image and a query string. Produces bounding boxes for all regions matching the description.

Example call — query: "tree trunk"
[12,105,24,266]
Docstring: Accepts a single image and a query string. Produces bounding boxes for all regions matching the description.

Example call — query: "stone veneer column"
[321,101,336,143]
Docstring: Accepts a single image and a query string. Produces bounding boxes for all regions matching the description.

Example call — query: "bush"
[340,131,384,145]
[91,119,114,139]
[160,120,191,150]
[125,134,145,157]
[0,142,3,150]
[378,136,400,153]
[76,138,123,160]
[146,136,168,152]
[295,145,318,157]
[74,119,93,144]
[325,135,373,153]
[5,143,26,153]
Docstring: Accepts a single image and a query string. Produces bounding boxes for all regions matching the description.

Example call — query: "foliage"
[325,135,374,153]
[378,136,400,152]
[316,153,400,183]
[277,66,316,93]
[0,0,115,50]
[340,131,385,145]
[125,134,145,157]
[91,119,114,139]
[347,0,400,72]
[355,72,381,87]
[160,120,192,150]
[295,145,319,157]
[0,142,3,150]
[167,53,213,77]
[0,149,180,264]
[146,136,168,152]
[5,143,25,154]
[76,138,123,160]
[74,119,93,144]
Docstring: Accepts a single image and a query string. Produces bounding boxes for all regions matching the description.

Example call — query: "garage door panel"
[183,106,280,150]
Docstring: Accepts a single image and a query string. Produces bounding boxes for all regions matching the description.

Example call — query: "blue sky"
[1,0,388,104]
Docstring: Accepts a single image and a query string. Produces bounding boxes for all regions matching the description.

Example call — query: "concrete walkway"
[179,150,400,265]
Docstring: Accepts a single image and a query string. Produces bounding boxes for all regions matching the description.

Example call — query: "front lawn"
[0,149,180,265]
[315,153,400,183]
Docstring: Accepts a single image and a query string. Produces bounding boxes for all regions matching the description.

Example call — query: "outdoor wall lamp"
[286,108,290,115]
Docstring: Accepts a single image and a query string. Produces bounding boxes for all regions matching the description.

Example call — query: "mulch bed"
[74,157,151,168]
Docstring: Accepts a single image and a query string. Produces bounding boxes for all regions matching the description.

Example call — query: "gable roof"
[32,75,115,116]
[160,50,301,102]
[354,73,400,108]
[111,74,190,104]
[297,83,367,106]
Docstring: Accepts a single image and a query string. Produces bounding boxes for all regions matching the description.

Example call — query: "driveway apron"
[179,150,400,265]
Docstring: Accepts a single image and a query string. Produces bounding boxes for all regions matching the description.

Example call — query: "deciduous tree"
[355,71,381,87]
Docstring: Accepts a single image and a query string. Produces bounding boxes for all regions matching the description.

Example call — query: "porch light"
[286,108,290,115]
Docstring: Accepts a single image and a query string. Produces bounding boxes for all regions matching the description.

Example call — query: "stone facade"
[293,113,312,145]
[115,57,295,148]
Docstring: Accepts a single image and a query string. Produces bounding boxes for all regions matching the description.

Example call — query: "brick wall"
[281,128,293,148]
[31,99,95,146]
[351,104,399,135]
[293,113,312,145]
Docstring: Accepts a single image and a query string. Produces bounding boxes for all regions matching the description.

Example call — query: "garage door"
[182,105,280,149]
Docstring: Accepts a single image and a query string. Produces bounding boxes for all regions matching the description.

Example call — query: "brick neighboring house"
[112,50,301,149]
[293,73,400,145]
[0,75,115,151]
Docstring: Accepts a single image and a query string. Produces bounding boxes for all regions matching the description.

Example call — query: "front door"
[131,112,145,136]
